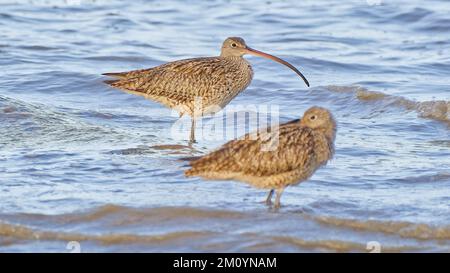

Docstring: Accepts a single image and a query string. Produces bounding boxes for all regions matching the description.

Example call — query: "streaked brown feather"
[103,56,253,115]
[185,107,336,189]
[187,125,315,176]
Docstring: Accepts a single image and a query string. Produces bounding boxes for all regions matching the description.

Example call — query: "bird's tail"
[102,72,128,79]
[103,79,120,85]
[184,168,201,177]
[179,155,208,176]
[102,72,127,86]
[178,156,201,169]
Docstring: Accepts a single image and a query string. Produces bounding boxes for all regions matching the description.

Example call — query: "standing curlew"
[185,106,336,209]
[103,37,309,144]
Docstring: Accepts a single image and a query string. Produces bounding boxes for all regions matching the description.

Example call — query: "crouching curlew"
[185,106,336,208]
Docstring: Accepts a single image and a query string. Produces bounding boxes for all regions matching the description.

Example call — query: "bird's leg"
[265,189,274,206]
[274,188,285,209]
[189,118,196,145]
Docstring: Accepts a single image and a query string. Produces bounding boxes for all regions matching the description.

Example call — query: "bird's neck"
[318,118,337,144]
[323,126,336,144]
[313,129,335,165]
[220,54,244,60]
[313,123,336,163]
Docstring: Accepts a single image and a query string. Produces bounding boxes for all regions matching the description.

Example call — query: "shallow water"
[0,0,449,252]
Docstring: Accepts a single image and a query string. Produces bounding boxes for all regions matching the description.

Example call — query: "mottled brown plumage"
[185,107,336,208]
[103,37,309,144]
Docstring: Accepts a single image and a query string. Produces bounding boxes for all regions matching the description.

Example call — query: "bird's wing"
[103,57,237,106]
[187,124,316,176]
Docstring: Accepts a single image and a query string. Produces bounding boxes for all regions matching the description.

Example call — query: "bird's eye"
[231,43,237,48]
[310,115,316,120]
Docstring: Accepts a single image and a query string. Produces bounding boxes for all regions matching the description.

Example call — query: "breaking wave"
[0,205,448,252]
[326,85,450,126]
[307,214,450,240]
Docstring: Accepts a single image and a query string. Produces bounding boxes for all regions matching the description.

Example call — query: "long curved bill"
[244,47,310,87]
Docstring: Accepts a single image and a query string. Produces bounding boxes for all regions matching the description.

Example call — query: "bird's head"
[220,37,310,87]
[300,107,336,141]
